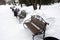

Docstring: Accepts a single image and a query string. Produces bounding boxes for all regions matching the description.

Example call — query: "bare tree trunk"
[33,3,37,10]
[26,0,29,6]
[39,0,41,9]
[32,0,37,10]
[21,3,22,7]
[19,0,23,7]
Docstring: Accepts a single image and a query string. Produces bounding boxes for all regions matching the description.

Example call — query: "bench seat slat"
[25,22,40,34]
[31,17,45,29]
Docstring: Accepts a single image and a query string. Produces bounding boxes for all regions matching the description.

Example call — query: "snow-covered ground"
[0,3,60,40]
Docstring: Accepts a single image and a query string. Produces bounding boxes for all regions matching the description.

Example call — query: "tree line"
[19,0,60,5]
[19,0,60,10]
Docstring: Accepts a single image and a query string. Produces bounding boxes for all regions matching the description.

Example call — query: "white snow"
[0,3,60,40]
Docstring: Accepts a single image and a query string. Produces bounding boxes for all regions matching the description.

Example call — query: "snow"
[0,3,60,40]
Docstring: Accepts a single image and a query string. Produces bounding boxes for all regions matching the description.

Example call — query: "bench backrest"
[18,10,26,19]
[19,10,26,19]
[21,10,26,17]
[31,16,46,30]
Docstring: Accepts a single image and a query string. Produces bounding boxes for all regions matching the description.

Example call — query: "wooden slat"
[25,22,40,34]
[31,16,46,29]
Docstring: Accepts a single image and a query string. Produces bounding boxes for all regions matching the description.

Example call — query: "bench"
[23,15,49,40]
[18,10,26,19]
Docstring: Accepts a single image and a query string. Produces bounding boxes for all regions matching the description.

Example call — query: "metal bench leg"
[43,26,46,40]
[32,35,34,40]
[32,34,36,40]
[43,32,45,40]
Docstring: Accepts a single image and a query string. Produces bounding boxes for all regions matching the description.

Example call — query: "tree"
[0,0,6,5]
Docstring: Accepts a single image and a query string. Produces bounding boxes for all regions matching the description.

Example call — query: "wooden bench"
[23,15,49,40]
[18,10,26,19]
